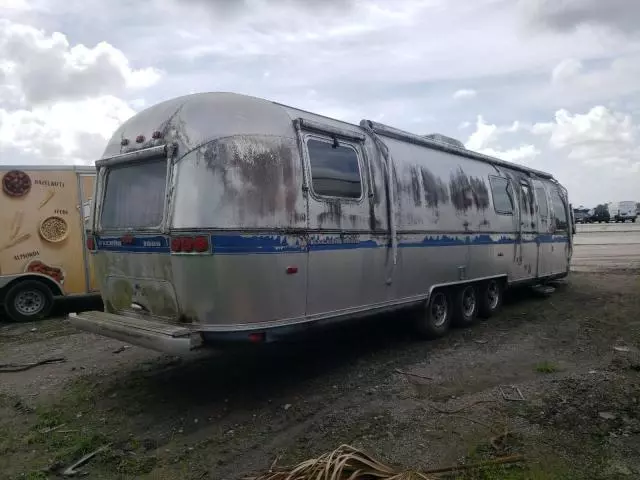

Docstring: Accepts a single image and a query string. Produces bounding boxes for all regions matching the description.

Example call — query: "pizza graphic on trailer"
[24,260,65,284]
[2,170,32,198]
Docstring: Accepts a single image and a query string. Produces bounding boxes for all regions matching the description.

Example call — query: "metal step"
[68,310,203,355]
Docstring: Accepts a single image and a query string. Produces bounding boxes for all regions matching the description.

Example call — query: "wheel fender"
[0,274,63,301]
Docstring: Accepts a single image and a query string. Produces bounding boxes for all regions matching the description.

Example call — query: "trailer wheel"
[478,279,503,319]
[452,284,478,327]
[3,280,54,322]
[415,289,451,339]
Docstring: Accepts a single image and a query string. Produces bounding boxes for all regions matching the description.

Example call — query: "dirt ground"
[1,270,640,480]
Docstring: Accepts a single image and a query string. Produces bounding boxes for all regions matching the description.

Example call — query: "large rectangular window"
[306,138,362,199]
[489,176,514,215]
[101,158,167,229]
[550,188,568,231]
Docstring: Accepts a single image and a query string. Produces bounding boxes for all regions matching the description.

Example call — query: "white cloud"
[0,96,135,164]
[465,116,524,151]
[0,19,161,106]
[534,106,639,166]
[542,55,640,107]
[453,89,477,100]
[475,145,541,165]
[465,115,540,165]
[0,17,160,164]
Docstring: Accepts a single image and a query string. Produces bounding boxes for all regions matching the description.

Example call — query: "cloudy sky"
[1,0,639,207]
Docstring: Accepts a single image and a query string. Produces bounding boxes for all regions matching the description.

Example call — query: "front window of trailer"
[101,159,167,229]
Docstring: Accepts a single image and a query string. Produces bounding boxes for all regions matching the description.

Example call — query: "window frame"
[519,181,534,217]
[550,187,569,232]
[303,133,365,203]
[535,186,549,219]
[488,175,515,216]
[99,157,169,231]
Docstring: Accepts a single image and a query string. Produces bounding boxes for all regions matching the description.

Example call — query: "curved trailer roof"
[101,92,555,181]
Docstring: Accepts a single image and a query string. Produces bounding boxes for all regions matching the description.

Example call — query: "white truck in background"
[609,201,637,223]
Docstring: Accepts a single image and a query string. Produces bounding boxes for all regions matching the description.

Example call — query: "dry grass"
[246,444,433,480]
[245,444,527,480]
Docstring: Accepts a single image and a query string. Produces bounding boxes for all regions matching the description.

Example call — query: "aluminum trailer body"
[70,92,573,354]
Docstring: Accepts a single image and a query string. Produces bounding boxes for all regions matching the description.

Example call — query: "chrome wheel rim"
[430,293,448,327]
[462,286,476,317]
[487,281,499,310]
[14,289,45,316]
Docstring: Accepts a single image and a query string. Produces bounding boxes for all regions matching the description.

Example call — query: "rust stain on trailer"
[202,135,303,221]
[371,157,383,206]
[409,167,422,207]
[317,201,342,227]
[368,201,381,230]
[419,167,449,209]
[449,167,490,212]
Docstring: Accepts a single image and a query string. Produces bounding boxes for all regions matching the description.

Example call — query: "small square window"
[307,138,362,199]
[489,176,513,215]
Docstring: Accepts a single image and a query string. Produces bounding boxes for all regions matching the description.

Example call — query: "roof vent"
[424,133,465,149]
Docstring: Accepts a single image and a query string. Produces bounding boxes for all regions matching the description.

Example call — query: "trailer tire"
[3,280,54,323]
[452,284,478,327]
[415,289,451,339]
[478,279,503,319]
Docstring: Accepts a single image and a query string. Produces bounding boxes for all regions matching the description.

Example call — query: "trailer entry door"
[303,134,369,316]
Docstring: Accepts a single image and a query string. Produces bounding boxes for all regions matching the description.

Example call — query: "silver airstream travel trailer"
[70,92,573,354]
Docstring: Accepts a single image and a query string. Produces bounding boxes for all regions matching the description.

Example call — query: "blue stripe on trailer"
[93,232,568,254]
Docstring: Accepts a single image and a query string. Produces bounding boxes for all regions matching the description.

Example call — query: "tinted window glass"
[550,189,568,231]
[307,138,362,199]
[101,158,167,229]
[535,187,549,216]
[489,176,513,214]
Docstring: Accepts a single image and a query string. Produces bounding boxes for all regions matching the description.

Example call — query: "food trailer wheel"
[4,280,54,322]
[478,279,503,319]
[452,284,478,327]
[415,289,451,339]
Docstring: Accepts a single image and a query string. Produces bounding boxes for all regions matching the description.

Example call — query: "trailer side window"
[550,189,568,231]
[520,182,534,216]
[535,187,549,217]
[489,176,513,215]
[306,138,362,199]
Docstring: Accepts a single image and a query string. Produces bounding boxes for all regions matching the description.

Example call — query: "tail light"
[86,236,95,251]
[170,236,209,253]
[193,236,209,252]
